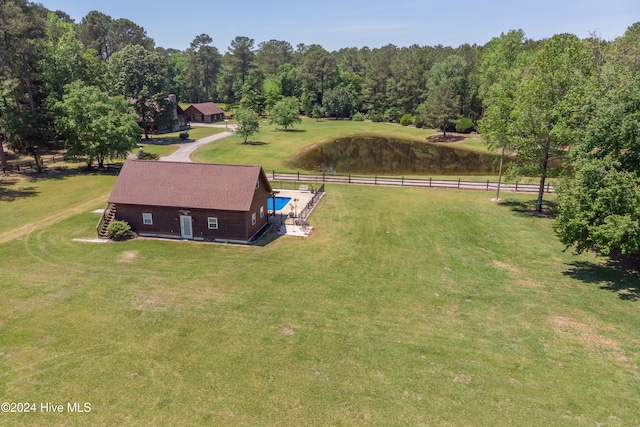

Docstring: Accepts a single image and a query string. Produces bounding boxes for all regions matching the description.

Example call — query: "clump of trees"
[478,24,640,257]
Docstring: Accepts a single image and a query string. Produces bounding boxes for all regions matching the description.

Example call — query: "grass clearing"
[192,118,487,171]
[1,175,638,425]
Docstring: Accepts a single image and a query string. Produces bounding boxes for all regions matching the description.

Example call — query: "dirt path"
[0,194,109,244]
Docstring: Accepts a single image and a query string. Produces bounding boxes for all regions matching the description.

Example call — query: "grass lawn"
[0,172,116,238]
[0,174,638,426]
[149,126,227,143]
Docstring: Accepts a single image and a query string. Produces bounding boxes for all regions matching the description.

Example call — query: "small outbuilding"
[101,160,273,243]
[184,102,225,123]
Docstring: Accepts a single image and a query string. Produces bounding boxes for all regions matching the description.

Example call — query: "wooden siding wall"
[246,177,272,237]
[116,186,271,242]
[184,108,224,123]
[116,205,253,241]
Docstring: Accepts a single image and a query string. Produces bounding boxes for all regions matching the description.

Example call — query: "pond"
[292,136,506,175]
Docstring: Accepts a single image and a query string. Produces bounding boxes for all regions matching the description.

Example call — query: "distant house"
[167,94,190,132]
[184,102,225,123]
[101,160,273,243]
[130,94,189,134]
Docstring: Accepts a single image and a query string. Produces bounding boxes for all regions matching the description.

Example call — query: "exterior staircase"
[97,203,116,238]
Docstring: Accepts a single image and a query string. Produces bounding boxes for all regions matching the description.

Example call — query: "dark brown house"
[184,102,225,123]
[129,94,189,134]
[103,160,273,243]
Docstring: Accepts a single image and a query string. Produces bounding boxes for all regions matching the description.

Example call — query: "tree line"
[1,0,639,257]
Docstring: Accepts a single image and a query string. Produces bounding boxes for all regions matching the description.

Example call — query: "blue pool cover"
[268,196,292,211]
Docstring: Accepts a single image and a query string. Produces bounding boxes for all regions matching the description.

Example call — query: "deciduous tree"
[510,34,591,213]
[234,107,260,144]
[555,76,640,255]
[477,29,529,199]
[322,86,354,119]
[109,45,169,139]
[269,97,301,130]
[55,81,140,168]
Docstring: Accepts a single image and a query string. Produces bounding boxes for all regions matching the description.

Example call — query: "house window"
[256,180,259,189]
[142,213,153,225]
[252,212,257,225]
[207,217,218,229]
[260,206,265,218]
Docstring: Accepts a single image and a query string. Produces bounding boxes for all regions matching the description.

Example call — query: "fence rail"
[270,171,552,193]
[298,184,325,224]
[2,154,66,173]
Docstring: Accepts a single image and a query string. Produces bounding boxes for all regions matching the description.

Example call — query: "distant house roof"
[109,160,271,211]
[185,102,225,116]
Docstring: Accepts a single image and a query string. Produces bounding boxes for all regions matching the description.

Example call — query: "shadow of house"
[184,102,225,123]
[101,160,274,244]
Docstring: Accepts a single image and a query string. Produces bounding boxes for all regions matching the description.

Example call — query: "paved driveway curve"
[159,125,235,163]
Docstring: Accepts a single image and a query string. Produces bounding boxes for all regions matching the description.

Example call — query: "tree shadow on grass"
[562,257,640,301]
[242,141,270,146]
[499,198,559,219]
[0,177,38,201]
[278,129,307,133]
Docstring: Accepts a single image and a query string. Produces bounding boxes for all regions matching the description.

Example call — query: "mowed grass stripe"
[0,194,109,244]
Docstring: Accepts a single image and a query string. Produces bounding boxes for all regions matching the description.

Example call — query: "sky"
[36,0,639,52]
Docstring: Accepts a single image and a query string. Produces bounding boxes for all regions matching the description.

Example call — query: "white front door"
[180,215,193,239]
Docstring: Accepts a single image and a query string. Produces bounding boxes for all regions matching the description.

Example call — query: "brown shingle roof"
[185,102,225,116]
[109,161,270,211]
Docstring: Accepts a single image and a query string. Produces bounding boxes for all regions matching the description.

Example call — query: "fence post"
[272,170,275,179]
[348,173,351,184]
[458,178,460,189]
[487,180,489,190]
[401,176,404,186]
[547,182,550,193]
[429,177,431,187]
[323,172,325,182]
[375,175,377,185]
[515,181,518,192]
[297,171,300,180]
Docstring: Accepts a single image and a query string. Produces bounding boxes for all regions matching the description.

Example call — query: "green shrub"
[456,117,475,133]
[137,149,159,160]
[351,112,366,121]
[413,114,427,129]
[384,107,402,123]
[400,114,413,126]
[368,112,384,122]
[179,131,189,140]
[107,220,132,241]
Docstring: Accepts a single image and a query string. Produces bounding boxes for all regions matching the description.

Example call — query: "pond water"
[293,136,506,175]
